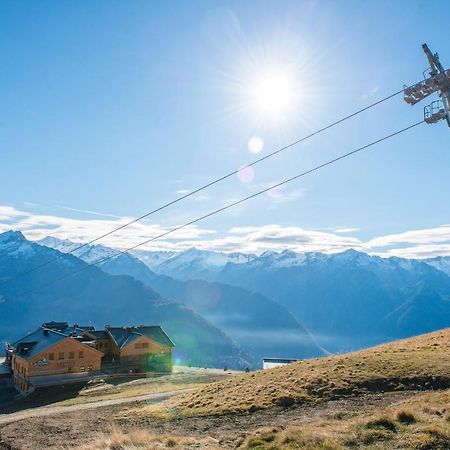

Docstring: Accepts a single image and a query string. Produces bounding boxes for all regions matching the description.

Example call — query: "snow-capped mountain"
[131,250,177,269]
[0,230,38,258]
[36,236,450,281]
[150,248,256,281]
[213,248,450,352]
[38,236,118,264]
[424,256,450,277]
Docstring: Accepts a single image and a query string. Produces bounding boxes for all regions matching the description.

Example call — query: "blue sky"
[0,0,449,257]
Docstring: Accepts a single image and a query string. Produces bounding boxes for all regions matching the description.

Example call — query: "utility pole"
[404,44,450,127]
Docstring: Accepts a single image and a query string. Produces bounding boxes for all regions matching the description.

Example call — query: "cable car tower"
[404,44,450,127]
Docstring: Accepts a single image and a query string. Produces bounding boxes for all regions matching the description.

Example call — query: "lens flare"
[237,165,255,183]
[248,136,264,154]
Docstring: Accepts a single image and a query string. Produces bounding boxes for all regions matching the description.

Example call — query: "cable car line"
[0,87,404,286]
[12,119,424,299]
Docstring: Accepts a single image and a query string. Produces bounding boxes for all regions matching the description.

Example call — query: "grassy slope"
[79,390,450,449]
[241,389,450,450]
[51,367,235,406]
[160,328,450,417]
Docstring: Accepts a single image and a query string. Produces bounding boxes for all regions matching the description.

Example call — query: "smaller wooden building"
[86,325,174,374]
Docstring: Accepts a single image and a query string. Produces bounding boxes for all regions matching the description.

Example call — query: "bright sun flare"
[251,69,296,120]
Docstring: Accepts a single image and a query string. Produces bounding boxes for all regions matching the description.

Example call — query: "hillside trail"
[0,390,422,449]
[0,388,192,426]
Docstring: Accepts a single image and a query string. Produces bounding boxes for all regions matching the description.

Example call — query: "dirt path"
[0,390,421,449]
[0,388,191,426]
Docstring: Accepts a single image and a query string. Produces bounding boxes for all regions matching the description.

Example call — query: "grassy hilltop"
[165,328,450,416]
[111,328,450,449]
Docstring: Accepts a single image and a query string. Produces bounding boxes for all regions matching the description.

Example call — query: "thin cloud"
[54,205,122,219]
[259,182,306,204]
[361,85,379,99]
[267,187,305,203]
[334,227,359,233]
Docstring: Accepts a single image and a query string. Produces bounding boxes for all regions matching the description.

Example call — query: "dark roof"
[42,321,69,331]
[12,326,99,360]
[86,330,109,340]
[263,357,300,363]
[77,326,96,332]
[107,326,175,349]
[12,328,69,360]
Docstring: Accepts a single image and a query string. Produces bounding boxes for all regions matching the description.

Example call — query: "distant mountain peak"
[37,235,118,264]
[0,230,25,243]
[341,248,361,255]
[0,230,37,258]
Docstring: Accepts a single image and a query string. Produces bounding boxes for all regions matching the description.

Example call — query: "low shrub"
[396,410,417,424]
[365,417,397,432]
[247,433,275,449]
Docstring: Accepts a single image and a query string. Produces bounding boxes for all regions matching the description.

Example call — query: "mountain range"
[2,230,449,367]
[38,236,450,354]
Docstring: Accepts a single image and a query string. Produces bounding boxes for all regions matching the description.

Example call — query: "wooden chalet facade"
[86,325,174,374]
[6,322,175,393]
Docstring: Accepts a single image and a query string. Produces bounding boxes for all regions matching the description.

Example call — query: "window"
[49,353,54,361]
[135,342,149,349]
[79,351,84,359]
[59,352,64,360]
[68,351,74,359]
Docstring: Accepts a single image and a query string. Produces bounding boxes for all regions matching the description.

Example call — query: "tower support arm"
[404,69,450,105]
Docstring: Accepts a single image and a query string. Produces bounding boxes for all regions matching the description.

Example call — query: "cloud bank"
[0,204,449,258]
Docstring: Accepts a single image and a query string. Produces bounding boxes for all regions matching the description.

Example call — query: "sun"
[250,68,298,121]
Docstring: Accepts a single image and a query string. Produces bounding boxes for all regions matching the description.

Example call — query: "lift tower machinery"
[404,44,450,127]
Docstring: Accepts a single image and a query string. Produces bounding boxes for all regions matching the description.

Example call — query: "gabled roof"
[106,326,175,349]
[42,321,69,331]
[86,330,109,340]
[12,328,68,360]
[12,326,102,361]
[77,325,96,332]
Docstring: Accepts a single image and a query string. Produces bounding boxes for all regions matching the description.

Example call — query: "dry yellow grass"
[79,330,450,450]
[78,390,450,449]
[240,389,450,449]
[76,428,222,449]
[154,329,450,417]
